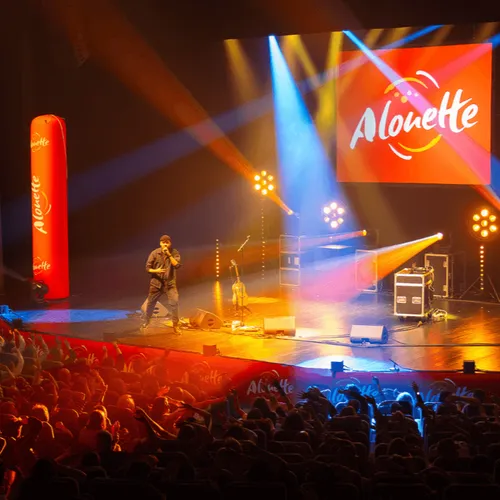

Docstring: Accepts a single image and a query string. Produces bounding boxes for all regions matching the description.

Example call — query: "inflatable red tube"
[30,115,69,299]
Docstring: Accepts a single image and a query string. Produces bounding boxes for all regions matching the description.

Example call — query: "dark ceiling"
[155,0,500,40]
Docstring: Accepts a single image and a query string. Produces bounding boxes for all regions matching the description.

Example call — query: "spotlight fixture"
[31,280,49,304]
[254,171,275,196]
[460,207,500,302]
[323,201,346,229]
[470,207,498,241]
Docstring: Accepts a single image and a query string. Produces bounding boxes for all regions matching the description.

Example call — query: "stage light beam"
[288,35,321,88]
[224,39,260,102]
[381,27,412,46]
[269,35,340,234]
[299,233,442,303]
[45,0,293,215]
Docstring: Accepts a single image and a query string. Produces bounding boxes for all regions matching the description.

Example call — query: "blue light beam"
[269,35,342,235]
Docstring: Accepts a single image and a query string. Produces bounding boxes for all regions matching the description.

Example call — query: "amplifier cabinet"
[279,235,301,287]
[394,268,433,318]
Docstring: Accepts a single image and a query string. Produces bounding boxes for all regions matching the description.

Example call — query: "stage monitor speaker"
[263,316,296,337]
[141,299,168,318]
[463,360,476,374]
[350,324,388,344]
[190,309,223,330]
[102,332,116,342]
[203,345,220,356]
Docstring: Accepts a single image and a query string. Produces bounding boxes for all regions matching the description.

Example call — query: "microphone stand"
[237,236,250,326]
[237,235,250,279]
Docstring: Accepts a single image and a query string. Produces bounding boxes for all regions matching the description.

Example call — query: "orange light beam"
[374,233,442,280]
[380,27,412,46]
[46,0,292,215]
[428,25,453,46]
[282,35,300,77]
[337,29,383,94]
[474,186,500,213]
[316,31,342,144]
[476,22,499,42]
[224,39,260,102]
[289,35,321,87]
[300,233,442,302]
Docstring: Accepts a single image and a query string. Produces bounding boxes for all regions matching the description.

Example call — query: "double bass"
[230,259,249,309]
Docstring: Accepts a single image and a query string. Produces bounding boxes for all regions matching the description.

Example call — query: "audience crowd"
[0,328,498,499]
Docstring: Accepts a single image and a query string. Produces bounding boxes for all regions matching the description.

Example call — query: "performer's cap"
[160,235,171,243]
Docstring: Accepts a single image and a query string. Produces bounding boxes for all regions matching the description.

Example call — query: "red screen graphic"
[336,43,492,184]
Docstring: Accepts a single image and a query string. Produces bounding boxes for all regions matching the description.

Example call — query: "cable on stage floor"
[431,308,448,321]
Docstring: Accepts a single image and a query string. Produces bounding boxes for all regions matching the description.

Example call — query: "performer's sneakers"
[172,325,182,335]
[140,319,150,330]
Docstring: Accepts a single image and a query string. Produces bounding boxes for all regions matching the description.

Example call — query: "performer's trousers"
[145,285,179,324]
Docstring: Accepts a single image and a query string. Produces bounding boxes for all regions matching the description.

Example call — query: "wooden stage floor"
[7,273,500,373]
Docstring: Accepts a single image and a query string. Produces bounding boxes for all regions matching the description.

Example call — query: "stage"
[5,270,500,374]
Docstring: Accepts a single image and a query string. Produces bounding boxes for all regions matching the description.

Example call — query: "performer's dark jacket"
[145,248,182,289]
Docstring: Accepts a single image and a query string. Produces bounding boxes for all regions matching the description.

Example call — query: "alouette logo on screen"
[349,70,479,160]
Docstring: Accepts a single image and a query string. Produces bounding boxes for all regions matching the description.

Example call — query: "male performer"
[142,235,182,334]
